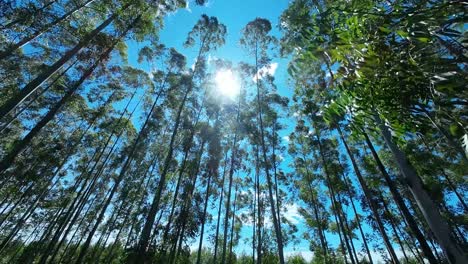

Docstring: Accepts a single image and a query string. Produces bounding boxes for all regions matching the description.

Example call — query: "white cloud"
[191,58,197,70]
[253,62,279,82]
[185,1,192,12]
[282,203,303,225]
[282,136,290,143]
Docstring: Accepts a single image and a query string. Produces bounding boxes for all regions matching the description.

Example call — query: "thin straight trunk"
[255,145,263,264]
[221,139,237,264]
[221,83,242,264]
[161,147,190,244]
[0,179,59,252]
[228,185,238,264]
[0,0,96,60]
[272,123,281,225]
[74,54,166,264]
[171,141,206,264]
[138,84,190,256]
[338,193,360,264]
[340,170,373,264]
[362,128,438,263]
[0,183,34,228]
[137,33,210,258]
[314,127,355,264]
[213,152,229,264]
[163,97,207,245]
[379,193,410,263]
[0,59,78,133]
[299,139,328,258]
[442,171,468,213]
[375,115,468,264]
[337,126,400,264]
[252,172,256,264]
[0,3,131,119]
[0,0,58,30]
[196,154,215,264]
[0,23,130,174]
[253,41,285,264]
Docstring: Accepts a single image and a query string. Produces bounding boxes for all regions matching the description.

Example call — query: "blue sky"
[124,1,403,262]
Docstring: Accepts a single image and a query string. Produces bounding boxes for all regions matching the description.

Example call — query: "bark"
[375,115,468,264]
[340,169,373,264]
[314,128,354,264]
[337,126,400,263]
[228,185,238,264]
[196,154,215,264]
[0,0,96,60]
[0,26,127,174]
[136,33,210,260]
[213,152,228,264]
[362,128,438,263]
[0,3,131,119]
[253,41,285,264]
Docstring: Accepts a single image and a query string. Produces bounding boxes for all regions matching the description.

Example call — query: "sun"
[214,69,240,99]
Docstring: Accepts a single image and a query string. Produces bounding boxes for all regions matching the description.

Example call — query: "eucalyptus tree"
[288,124,330,261]
[0,0,193,119]
[240,17,285,264]
[135,14,226,263]
[281,0,468,262]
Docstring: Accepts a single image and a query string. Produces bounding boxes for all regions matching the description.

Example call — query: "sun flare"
[214,69,239,99]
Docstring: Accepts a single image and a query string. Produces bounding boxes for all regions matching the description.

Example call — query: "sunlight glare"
[215,70,239,99]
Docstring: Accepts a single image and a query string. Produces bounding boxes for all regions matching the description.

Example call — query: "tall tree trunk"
[0,3,131,119]
[0,0,96,60]
[337,126,400,263]
[375,115,468,264]
[136,33,210,259]
[221,136,237,264]
[213,152,229,264]
[0,0,58,30]
[0,59,78,133]
[136,84,191,261]
[228,185,238,264]
[379,193,410,263]
[255,145,263,264]
[341,171,373,264]
[362,128,438,263]
[0,19,133,174]
[253,42,285,264]
[196,156,214,264]
[171,141,206,264]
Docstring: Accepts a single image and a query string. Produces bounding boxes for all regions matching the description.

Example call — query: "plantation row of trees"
[0,0,466,264]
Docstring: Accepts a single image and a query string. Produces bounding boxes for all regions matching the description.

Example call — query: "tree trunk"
[171,141,206,264]
[314,128,354,264]
[362,128,438,263]
[0,20,132,174]
[213,152,228,264]
[254,42,285,264]
[0,0,96,60]
[341,171,373,264]
[196,158,214,264]
[0,4,131,119]
[228,185,238,264]
[337,126,400,263]
[379,193,410,263]
[375,115,468,264]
